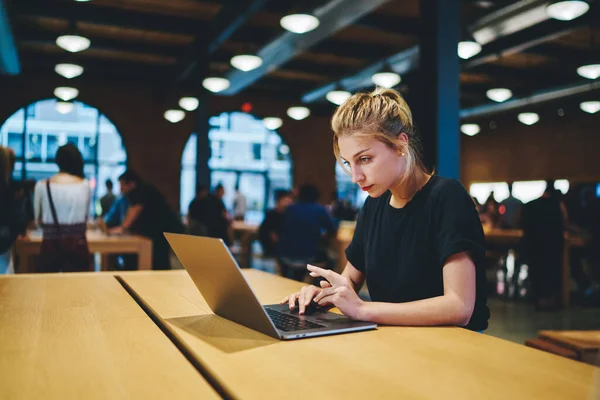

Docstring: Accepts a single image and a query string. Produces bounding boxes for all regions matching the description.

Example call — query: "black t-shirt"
[259,209,284,256]
[345,175,489,331]
[128,184,183,239]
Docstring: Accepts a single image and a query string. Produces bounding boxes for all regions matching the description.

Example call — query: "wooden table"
[231,221,259,268]
[120,269,599,400]
[538,330,600,365]
[15,230,153,273]
[0,273,218,399]
[335,224,588,308]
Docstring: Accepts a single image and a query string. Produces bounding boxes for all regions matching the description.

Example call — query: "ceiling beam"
[220,0,392,95]
[354,14,421,36]
[9,0,210,36]
[0,0,20,75]
[173,0,269,85]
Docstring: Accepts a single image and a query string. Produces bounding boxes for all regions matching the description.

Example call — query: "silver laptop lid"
[164,233,281,339]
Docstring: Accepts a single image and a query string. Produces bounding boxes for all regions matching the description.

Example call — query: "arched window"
[180,112,292,224]
[0,99,127,215]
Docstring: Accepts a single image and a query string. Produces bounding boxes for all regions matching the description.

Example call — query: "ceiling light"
[55,102,73,115]
[263,117,283,130]
[279,144,290,155]
[56,34,90,53]
[202,77,230,93]
[460,124,481,136]
[179,97,199,111]
[458,41,482,60]
[372,72,401,88]
[280,14,320,34]
[164,110,185,123]
[54,86,79,101]
[286,106,310,120]
[230,54,263,72]
[577,64,600,80]
[546,1,589,21]
[54,63,83,79]
[486,88,512,102]
[518,112,539,126]
[326,90,351,106]
[580,101,600,114]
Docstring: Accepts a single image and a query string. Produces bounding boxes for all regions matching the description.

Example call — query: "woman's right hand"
[279,280,333,315]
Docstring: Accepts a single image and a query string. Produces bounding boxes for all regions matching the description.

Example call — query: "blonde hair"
[331,87,427,185]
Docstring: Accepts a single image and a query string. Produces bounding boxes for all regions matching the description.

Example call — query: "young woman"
[281,88,489,331]
[34,143,91,272]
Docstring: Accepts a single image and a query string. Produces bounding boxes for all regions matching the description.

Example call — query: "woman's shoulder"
[427,175,470,198]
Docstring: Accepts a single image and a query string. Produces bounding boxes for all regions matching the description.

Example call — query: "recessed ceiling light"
[280,14,320,34]
[460,123,481,136]
[263,117,283,130]
[458,41,482,60]
[517,112,539,126]
[179,97,199,111]
[326,90,351,106]
[230,54,263,72]
[54,63,84,79]
[371,72,401,88]
[577,64,600,80]
[164,110,185,123]
[56,34,90,53]
[286,106,310,120]
[202,77,230,93]
[546,0,589,21]
[580,101,600,114]
[486,88,512,102]
[54,86,79,101]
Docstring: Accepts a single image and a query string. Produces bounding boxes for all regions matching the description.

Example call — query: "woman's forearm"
[358,294,472,327]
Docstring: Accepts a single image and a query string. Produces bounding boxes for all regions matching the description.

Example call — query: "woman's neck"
[389,169,430,209]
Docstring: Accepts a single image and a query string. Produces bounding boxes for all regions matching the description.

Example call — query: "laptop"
[164,233,377,340]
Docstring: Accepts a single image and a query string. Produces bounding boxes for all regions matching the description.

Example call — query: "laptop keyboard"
[265,308,326,332]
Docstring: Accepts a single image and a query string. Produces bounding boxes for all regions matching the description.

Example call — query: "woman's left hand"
[308,265,366,321]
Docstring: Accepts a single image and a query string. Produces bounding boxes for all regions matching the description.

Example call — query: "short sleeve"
[434,180,485,267]
[344,201,368,273]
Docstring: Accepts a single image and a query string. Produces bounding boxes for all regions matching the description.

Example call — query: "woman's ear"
[396,133,409,156]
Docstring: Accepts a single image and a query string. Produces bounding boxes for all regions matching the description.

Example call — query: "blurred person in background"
[232,184,247,221]
[109,170,184,270]
[0,146,18,274]
[277,184,336,281]
[520,180,565,310]
[204,183,232,245]
[187,185,209,236]
[480,191,500,228]
[259,190,293,258]
[34,143,91,273]
[499,182,522,229]
[99,179,116,217]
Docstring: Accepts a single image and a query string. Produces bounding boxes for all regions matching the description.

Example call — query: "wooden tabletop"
[0,274,218,399]
[120,270,598,400]
[539,330,600,352]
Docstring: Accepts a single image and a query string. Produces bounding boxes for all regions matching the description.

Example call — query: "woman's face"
[338,135,405,198]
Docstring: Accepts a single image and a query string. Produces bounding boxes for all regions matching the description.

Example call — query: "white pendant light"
[458,41,482,60]
[263,117,283,130]
[518,112,540,126]
[577,64,600,80]
[546,1,589,21]
[280,14,320,34]
[179,97,199,111]
[55,102,73,114]
[580,101,600,114]
[164,110,185,123]
[286,106,310,121]
[326,90,351,106]
[460,123,481,136]
[202,77,230,93]
[54,63,83,79]
[372,72,401,88]
[54,86,79,101]
[230,54,263,72]
[486,88,512,102]
[56,34,90,53]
